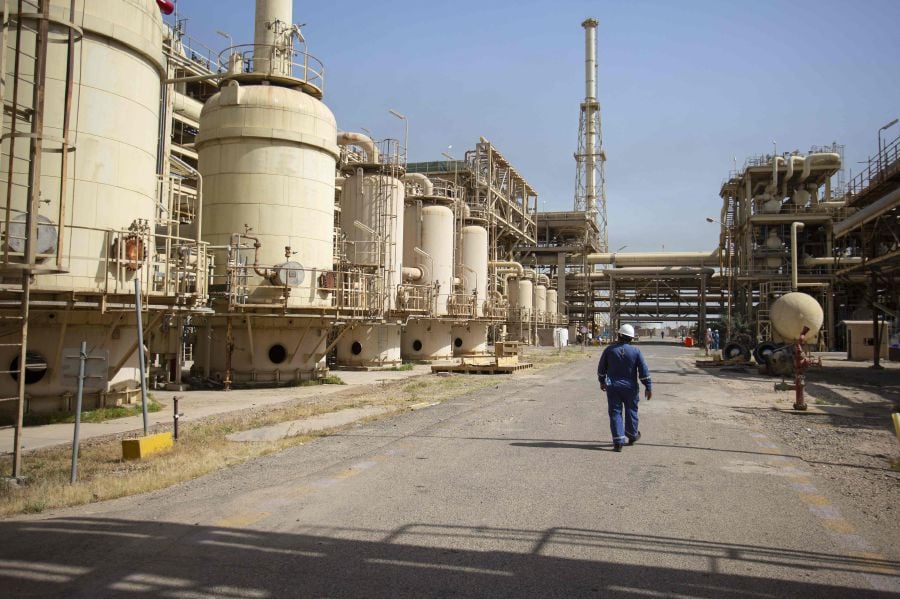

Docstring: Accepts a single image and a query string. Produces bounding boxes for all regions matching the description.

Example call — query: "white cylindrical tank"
[197,82,338,307]
[340,172,405,310]
[1,0,165,293]
[402,319,452,360]
[765,230,782,250]
[507,277,520,306]
[461,225,489,317]
[547,288,558,317]
[534,284,547,314]
[517,279,534,313]
[404,203,453,315]
[770,292,824,343]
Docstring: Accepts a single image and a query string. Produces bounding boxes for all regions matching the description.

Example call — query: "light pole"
[877,118,898,173]
[389,109,407,165]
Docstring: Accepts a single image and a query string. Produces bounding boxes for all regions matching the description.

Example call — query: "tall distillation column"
[195,0,339,385]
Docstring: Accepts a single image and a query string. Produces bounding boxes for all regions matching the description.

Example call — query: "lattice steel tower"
[574,18,607,252]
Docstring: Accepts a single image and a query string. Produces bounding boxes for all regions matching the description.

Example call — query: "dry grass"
[0,347,589,517]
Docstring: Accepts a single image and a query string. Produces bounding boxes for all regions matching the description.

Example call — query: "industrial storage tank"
[546,288,559,320]
[534,284,547,316]
[0,0,178,408]
[194,0,341,384]
[197,81,339,306]
[770,292,824,343]
[515,278,534,315]
[403,203,453,314]
[461,225,488,317]
[2,0,165,293]
[342,172,405,310]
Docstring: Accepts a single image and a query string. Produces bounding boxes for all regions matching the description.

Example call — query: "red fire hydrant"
[793,326,812,410]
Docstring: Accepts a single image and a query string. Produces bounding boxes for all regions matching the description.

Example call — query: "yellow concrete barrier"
[122,432,173,460]
[893,413,900,443]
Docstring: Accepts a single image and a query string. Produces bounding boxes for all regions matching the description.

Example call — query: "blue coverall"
[597,341,652,445]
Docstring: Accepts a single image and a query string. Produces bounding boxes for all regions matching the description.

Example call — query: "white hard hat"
[617,324,635,338]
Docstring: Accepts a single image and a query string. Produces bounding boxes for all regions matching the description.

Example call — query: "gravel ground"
[733,357,899,528]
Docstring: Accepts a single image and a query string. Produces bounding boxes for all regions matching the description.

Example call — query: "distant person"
[660,330,665,340]
[597,324,652,452]
[713,330,720,351]
[705,328,713,355]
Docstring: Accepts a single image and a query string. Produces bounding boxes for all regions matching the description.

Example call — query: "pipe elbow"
[402,173,434,196]
[337,131,379,163]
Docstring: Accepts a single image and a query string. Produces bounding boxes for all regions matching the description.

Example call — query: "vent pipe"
[582,18,598,215]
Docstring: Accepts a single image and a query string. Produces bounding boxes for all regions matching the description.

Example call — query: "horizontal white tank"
[770,292,823,343]
[402,319,452,360]
[451,323,488,356]
[336,324,402,366]
[2,0,165,293]
[197,82,338,307]
[342,173,405,310]
[404,203,453,315]
[461,226,489,317]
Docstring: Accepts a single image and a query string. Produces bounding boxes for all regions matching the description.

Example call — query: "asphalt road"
[2,345,898,598]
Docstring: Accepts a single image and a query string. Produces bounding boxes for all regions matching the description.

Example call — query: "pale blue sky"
[169,0,900,252]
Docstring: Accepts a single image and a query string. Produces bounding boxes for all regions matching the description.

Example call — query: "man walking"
[597,324,652,452]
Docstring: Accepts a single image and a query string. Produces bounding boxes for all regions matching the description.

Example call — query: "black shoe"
[627,432,641,446]
[613,443,623,452]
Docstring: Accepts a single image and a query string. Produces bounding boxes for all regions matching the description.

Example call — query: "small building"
[838,321,891,361]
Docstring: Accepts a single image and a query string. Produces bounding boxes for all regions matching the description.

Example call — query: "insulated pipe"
[770,156,783,194]
[800,154,812,181]
[537,274,551,287]
[605,266,715,276]
[337,131,379,163]
[791,222,804,292]
[523,269,536,280]
[402,173,434,196]
[173,91,203,122]
[585,250,719,267]
[833,186,900,238]
[802,256,863,267]
[815,201,846,211]
[783,155,803,196]
[402,266,423,281]
[489,261,523,276]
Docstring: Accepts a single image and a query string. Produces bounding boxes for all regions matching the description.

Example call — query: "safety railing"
[395,283,433,313]
[448,293,477,318]
[843,133,900,200]
[219,43,325,95]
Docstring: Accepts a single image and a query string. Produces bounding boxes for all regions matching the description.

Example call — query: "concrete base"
[452,322,489,356]
[335,324,402,368]
[402,319,453,361]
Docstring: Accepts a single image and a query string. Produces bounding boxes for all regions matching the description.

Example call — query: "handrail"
[218,43,325,95]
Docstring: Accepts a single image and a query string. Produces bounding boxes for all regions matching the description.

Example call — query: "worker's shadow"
[510,441,614,451]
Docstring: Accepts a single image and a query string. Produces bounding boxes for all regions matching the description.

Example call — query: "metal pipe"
[402,173,433,196]
[172,91,203,122]
[402,266,423,281]
[790,222,804,292]
[337,131,379,163]
[585,250,718,266]
[802,256,863,267]
[134,278,149,435]
[489,260,523,276]
[832,186,900,238]
[70,341,86,484]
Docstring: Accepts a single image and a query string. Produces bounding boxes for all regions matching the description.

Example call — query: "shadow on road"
[509,441,610,451]
[0,518,896,598]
